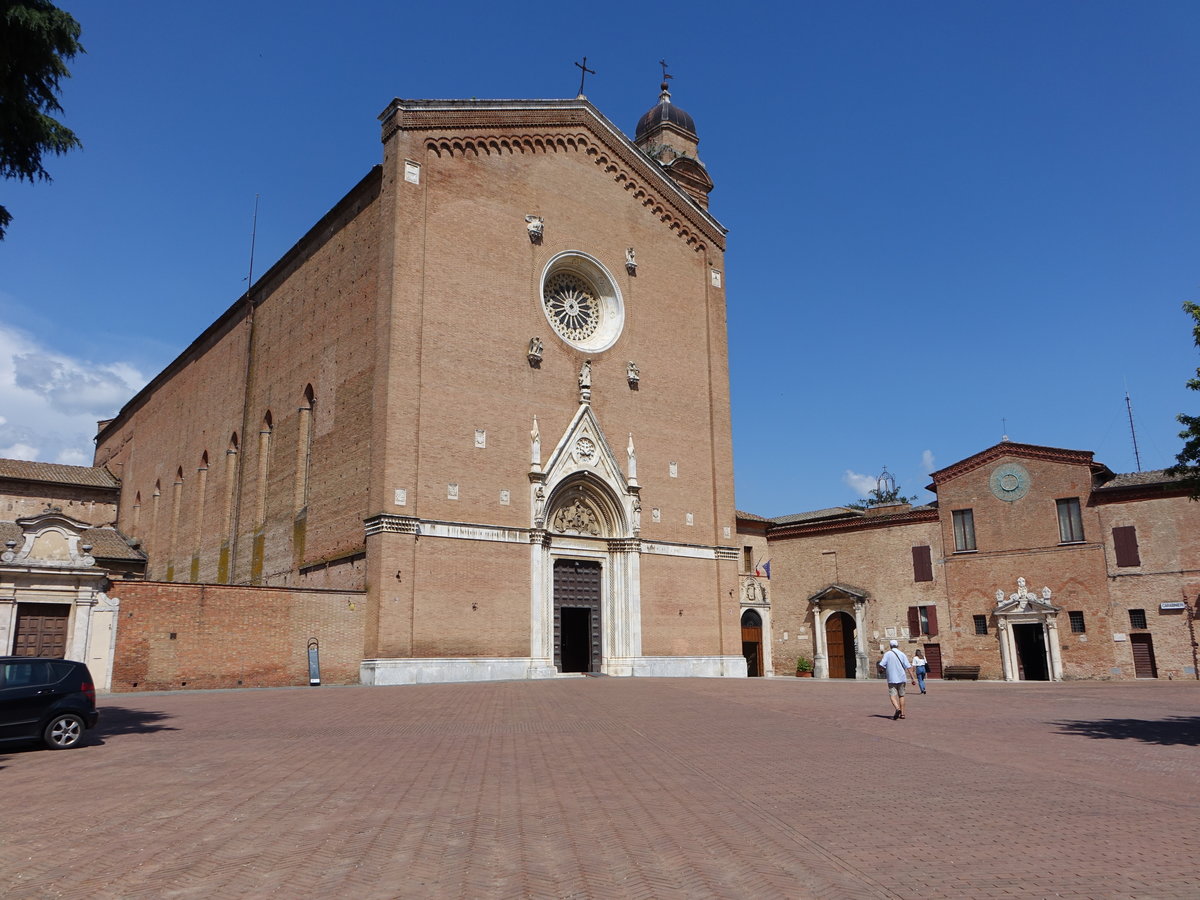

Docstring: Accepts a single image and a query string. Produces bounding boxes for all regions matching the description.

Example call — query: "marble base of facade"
[360,655,747,685]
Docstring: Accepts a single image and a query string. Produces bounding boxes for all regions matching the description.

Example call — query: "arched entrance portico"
[808,584,869,679]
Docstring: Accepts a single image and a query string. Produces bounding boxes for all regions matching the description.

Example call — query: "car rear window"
[48,661,76,682]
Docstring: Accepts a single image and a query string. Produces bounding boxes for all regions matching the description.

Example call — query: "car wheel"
[43,713,86,750]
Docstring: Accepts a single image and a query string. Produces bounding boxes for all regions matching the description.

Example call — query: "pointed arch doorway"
[825,611,857,679]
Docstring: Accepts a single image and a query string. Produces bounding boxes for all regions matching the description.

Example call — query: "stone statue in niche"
[579,359,592,402]
[534,485,546,526]
[525,215,544,243]
[552,498,601,536]
[631,497,641,533]
[627,361,640,389]
[625,247,637,275]
[527,336,543,368]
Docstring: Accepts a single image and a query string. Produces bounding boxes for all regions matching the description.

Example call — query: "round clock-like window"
[541,252,623,352]
[989,462,1031,502]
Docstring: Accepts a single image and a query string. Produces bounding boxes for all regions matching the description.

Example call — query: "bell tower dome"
[633,75,714,209]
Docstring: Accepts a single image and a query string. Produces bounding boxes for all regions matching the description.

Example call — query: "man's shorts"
[888,682,907,697]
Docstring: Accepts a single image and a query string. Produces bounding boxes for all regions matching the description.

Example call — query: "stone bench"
[942,665,981,681]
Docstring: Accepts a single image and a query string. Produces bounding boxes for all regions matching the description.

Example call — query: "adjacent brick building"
[737,441,1200,681]
[90,87,746,687]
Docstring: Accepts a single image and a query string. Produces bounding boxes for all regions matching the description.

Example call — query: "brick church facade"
[90,88,746,687]
[737,442,1200,682]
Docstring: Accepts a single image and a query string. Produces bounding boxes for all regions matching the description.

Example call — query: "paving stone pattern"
[2,678,1198,899]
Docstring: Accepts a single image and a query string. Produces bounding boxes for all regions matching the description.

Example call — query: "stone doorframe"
[808,584,869,680]
[740,576,772,675]
[529,401,643,677]
[992,578,1063,682]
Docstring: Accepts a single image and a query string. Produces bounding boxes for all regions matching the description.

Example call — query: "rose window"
[540,251,624,353]
[545,273,600,342]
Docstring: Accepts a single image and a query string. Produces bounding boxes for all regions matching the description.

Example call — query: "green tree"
[0,0,83,240]
[1168,301,1200,499]
[847,467,916,510]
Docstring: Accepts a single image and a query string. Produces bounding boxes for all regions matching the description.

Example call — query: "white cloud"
[842,469,877,498]
[0,324,146,465]
[1,442,39,460]
[922,450,936,473]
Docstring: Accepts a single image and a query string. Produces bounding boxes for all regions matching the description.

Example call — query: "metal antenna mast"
[1125,391,1142,473]
[247,194,260,291]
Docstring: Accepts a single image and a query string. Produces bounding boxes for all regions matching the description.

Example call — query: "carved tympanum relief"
[552,498,602,536]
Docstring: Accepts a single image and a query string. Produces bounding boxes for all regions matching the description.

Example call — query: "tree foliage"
[1168,301,1200,499]
[0,0,83,239]
[847,470,916,510]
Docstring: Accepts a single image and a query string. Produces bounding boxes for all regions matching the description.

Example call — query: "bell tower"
[633,65,714,208]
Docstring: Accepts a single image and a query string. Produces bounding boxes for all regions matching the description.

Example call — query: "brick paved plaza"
[2,677,1198,899]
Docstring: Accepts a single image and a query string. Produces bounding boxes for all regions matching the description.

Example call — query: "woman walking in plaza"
[913,647,928,694]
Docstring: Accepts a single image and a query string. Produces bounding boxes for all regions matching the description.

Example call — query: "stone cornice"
[379,98,726,253]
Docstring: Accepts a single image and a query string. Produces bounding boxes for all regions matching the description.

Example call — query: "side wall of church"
[110,581,366,691]
[96,172,382,592]
[97,314,252,582]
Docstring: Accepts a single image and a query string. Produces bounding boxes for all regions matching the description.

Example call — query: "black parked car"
[0,657,100,750]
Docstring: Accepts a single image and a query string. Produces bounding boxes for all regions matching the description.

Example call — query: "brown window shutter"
[907,606,920,637]
[1113,526,1141,567]
[912,545,933,582]
[926,605,938,637]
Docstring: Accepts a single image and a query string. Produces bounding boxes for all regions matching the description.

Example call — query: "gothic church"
[90,85,746,686]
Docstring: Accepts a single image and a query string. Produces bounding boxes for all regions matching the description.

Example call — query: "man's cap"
[889,639,899,647]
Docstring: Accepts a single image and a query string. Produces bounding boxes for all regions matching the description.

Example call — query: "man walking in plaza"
[879,639,917,720]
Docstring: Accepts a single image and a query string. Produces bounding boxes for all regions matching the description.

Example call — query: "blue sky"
[1,1,1198,516]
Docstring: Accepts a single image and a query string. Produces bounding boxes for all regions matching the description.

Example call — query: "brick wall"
[111,581,366,691]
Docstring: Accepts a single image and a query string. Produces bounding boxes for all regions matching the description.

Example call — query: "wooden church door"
[826,611,856,678]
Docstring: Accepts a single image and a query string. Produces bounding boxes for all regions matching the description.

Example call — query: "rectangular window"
[911,545,933,582]
[742,546,753,573]
[1112,526,1141,567]
[952,509,976,552]
[1128,608,1147,629]
[1068,611,1086,633]
[1057,498,1084,543]
[908,605,939,637]
[973,614,989,636]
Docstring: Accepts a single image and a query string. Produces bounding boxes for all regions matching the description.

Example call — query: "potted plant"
[796,656,814,677]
